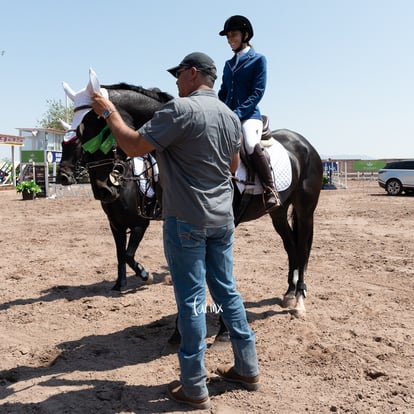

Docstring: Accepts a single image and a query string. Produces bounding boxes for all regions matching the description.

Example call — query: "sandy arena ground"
[0,180,413,413]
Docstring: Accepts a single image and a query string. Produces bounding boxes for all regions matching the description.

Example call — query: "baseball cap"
[167,52,217,80]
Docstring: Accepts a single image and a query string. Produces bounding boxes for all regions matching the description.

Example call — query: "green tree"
[37,99,74,130]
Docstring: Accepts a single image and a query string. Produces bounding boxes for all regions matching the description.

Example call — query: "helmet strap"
[234,40,248,53]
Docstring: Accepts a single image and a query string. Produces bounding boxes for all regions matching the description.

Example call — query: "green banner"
[21,150,45,163]
[353,160,386,172]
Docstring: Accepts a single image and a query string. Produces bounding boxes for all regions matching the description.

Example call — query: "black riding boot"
[250,144,281,212]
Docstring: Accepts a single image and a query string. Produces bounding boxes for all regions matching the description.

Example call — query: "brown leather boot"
[250,144,281,212]
[216,365,261,391]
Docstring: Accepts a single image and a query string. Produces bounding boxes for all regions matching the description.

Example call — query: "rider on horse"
[218,15,281,212]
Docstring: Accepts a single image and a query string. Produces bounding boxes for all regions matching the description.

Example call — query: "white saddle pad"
[235,139,292,195]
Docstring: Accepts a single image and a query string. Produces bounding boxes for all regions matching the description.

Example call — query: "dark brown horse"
[59,70,322,322]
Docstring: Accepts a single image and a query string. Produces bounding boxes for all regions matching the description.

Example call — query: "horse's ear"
[62,82,76,102]
[88,67,101,94]
[59,119,71,131]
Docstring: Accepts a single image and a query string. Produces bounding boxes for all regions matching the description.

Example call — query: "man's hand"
[92,92,116,118]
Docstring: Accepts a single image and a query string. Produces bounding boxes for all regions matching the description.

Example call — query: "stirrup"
[262,187,281,212]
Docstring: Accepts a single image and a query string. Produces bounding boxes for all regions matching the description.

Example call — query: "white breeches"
[242,118,263,155]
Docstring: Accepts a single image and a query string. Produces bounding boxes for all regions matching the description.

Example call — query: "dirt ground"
[0,180,413,414]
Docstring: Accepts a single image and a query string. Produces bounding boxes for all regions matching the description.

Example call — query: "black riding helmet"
[219,15,254,42]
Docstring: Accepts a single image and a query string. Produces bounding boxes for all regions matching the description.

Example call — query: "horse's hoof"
[282,294,296,309]
[111,279,127,291]
[161,342,179,355]
[215,332,231,342]
[111,284,122,291]
[161,332,180,355]
[209,331,231,351]
[144,273,153,285]
[290,308,306,319]
[210,335,231,351]
[138,269,152,284]
[291,295,306,318]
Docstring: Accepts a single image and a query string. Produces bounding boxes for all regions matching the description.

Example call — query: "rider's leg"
[251,144,281,212]
[242,120,281,212]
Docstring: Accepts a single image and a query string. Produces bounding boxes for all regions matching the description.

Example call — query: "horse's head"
[58,137,83,185]
[60,69,123,202]
[61,68,173,203]
[77,109,129,203]
[57,120,83,185]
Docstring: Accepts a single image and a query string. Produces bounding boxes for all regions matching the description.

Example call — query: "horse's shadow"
[0,374,235,413]
[1,265,287,410]
[0,298,279,412]
[244,296,291,322]
[0,269,170,312]
[0,295,284,364]
[0,306,250,409]
[0,313,179,399]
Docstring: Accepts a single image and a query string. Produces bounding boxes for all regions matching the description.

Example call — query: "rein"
[85,153,128,189]
[86,158,117,170]
[232,175,255,186]
[85,155,153,186]
[85,153,161,219]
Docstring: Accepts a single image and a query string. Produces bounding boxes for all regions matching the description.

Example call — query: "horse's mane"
[102,83,174,104]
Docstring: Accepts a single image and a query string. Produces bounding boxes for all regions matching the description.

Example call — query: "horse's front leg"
[282,269,307,318]
[284,268,307,318]
[110,226,128,291]
[125,222,153,284]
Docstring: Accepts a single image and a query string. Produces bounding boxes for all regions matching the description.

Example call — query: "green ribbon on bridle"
[82,125,115,154]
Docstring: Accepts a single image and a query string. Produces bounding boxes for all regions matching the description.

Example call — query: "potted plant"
[16,180,42,200]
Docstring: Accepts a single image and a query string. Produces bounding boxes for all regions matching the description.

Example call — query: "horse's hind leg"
[271,212,300,311]
[291,213,315,318]
[280,207,316,318]
[125,222,153,284]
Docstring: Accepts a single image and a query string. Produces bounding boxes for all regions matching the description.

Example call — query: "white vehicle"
[378,160,414,195]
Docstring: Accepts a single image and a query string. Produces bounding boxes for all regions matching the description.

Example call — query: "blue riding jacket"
[218,47,267,122]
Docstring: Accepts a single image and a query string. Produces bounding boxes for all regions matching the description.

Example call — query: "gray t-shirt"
[139,89,241,227]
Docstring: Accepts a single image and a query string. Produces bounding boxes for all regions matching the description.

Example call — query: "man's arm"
[92,92,155,157]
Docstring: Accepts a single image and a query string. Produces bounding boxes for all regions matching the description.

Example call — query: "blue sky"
[1,0,413,160]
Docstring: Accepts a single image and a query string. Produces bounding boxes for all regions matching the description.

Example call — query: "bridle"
[86,151,128,188]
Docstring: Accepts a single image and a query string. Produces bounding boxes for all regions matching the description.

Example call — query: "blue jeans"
[163,216,259,399]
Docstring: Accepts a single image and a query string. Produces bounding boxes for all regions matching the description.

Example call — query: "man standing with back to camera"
[92,51,260,410]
